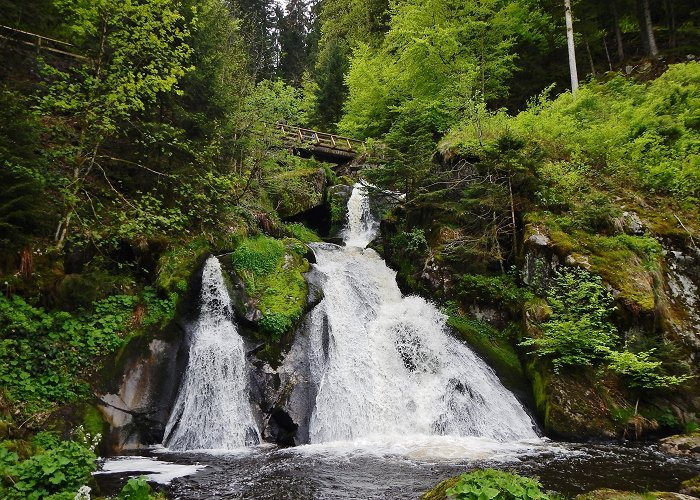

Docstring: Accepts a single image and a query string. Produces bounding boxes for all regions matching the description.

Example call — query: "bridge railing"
[0,24,88,61]
[275,123,364,153]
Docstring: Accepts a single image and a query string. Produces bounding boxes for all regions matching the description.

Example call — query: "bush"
[0,294,135,414]
[456,273,532,311]
[520,267,618,371]
[0,429,98,500]
[118,476,165,500]
[445,469,550,500]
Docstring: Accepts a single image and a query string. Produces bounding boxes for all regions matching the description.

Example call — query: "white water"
[163,256,260,450]
[342,182,379,248]
[306,185,538,444]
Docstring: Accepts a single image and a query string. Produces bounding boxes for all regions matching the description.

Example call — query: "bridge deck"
[276,123,363,160]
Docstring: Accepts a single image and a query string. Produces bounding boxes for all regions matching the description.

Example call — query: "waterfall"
[342,182,379,248]
[306,185,538,443]
[163,256,260,450]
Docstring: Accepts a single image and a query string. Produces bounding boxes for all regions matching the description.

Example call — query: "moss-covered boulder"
[660,432,700,457]
[266,166,327,218]
[680,474,700,497]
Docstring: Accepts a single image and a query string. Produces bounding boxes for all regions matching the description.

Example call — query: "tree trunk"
[640,0,659,57]
[603,36,613,71]
[584,33,596,77]
[612,3,625,62]
[665,0,676,48]
[564,0,579,92]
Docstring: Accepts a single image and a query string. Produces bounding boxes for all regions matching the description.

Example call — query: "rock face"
[659,433,700,457]
[98,330,188,452]
[327,184,354,235]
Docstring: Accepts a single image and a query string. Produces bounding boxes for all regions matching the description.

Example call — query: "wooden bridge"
[275,123,364,163]
[0,24,88,61]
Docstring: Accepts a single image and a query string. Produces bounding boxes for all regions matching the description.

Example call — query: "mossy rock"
[420,476,460,500]
[526,359,620,439]
[447,314,527,398]
[680,474,700,497]
[231,235,310,342]
[156,238,212,294]
[266,167,327,218]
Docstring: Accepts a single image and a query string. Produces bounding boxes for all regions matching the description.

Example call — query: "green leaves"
[520,266,691,391]
[0,438,96,499]
[520,267,618,371]
[0,289,170,416]
[445,469,550,500]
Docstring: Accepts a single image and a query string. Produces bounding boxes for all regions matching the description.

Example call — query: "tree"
[278,0,309,86]
[233,0,277,80]
[564,0,579,92]
[41,0,195,249]
[638,0,659,57]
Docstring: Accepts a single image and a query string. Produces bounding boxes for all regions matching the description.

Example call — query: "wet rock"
[575,489,695,499]
[98,333,188,452]
[659,433,700,457]
[268,167,327,219]
[613,211,645,235]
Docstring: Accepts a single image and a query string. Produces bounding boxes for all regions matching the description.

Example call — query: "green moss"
[265,167,326,218]
[81,406,105,438]
[531,211,660,314]
[447,314,524,390]
[527,360,551,429]
[283,222,322,243]
[681,474,700,497]
[156,238,211,293]
[232,235,309,340]
[420,476,460,500]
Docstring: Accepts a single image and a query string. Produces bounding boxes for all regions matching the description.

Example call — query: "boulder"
[659,433,700,457]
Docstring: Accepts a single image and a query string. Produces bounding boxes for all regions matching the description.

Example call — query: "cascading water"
[341,182,379,248]
[306,184,538,443]
[163,256,260,450]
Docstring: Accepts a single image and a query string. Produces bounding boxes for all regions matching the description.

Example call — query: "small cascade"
[342,182,379,248]
[305,185,538,443]
[164,256,260,450]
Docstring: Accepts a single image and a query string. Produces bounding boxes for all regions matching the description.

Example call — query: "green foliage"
[156,238,212,294]
[0,290,159,415]
[445,469,550,500]
[522,267,690,391]
[232,236,286,283]
[117,476,164,500]
[520,267,618,371]
[283,223,321,243]
[448,63,700,203]
[232,236,308,340]
[456,273,533,311]
[606,349,692,390]
[0,432,97,500]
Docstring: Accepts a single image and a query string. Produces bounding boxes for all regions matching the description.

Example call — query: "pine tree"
[278,0,309,86]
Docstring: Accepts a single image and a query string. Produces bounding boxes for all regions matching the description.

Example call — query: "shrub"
[606,348,692,389]
[0,294,135,414]
[445,469,550,500]
[456,273,532,311]
[0,434,97,500]
[520,267,618,371]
